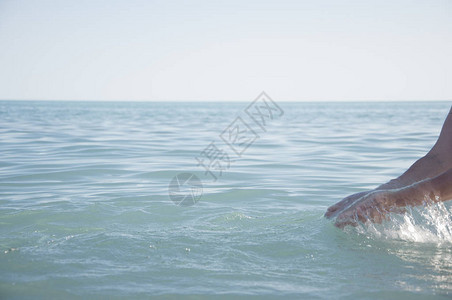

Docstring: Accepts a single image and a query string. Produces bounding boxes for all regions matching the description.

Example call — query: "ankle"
[396,153,447,186]
[377,178,402,190]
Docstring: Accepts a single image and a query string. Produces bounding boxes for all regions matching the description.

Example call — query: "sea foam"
[356,202,452,244]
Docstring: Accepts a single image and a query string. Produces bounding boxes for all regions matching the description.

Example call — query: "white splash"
[358,202,452,244]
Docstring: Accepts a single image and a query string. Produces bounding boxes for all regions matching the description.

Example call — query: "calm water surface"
[0,100,451,299]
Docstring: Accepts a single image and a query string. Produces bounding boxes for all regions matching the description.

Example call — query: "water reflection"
[390,244,452,293]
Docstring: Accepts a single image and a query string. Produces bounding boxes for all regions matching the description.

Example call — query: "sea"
[1,100,451,299]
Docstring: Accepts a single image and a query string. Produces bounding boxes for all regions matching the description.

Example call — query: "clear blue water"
[1,100,451,299]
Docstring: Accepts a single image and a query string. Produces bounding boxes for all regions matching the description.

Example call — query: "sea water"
[0,100,451,299]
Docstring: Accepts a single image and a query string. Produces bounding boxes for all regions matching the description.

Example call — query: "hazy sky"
[0,0,450,101]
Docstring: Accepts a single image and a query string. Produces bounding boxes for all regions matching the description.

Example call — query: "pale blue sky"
[0,0,450,101]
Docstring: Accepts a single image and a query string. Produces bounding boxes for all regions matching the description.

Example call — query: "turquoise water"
[1,100,451,299]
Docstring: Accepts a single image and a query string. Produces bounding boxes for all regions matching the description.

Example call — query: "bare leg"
[326,106,452,220]
[383,106,452,187]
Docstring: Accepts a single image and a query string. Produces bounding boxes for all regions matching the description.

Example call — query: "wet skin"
[326,107,452,228]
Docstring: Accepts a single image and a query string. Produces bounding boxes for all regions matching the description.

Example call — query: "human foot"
[334,190,399,228]
[334,179,441,228]
[326,107,452,226]
[324,191,370,219]
[325,154,448,220]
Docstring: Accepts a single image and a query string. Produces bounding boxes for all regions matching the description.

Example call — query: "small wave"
[353,202,452,244]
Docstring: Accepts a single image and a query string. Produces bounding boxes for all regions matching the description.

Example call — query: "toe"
[335,218,358,228]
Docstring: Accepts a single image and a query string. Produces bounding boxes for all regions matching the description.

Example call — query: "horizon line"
[1,99,451,103]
